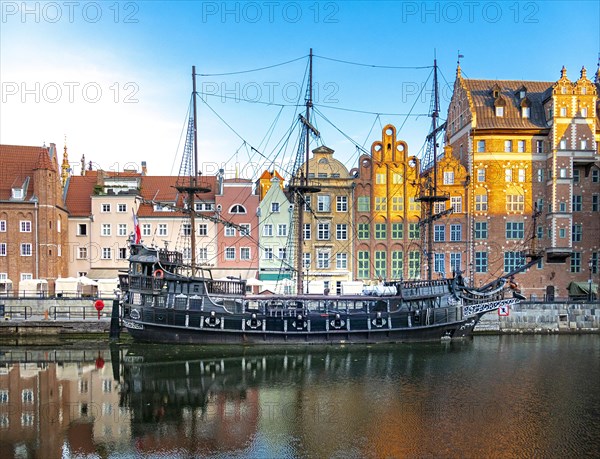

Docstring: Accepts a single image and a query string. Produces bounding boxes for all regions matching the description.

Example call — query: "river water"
[0,335,598,458]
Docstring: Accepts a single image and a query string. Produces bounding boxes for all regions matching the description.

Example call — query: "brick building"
[0,144,69,294]
[445,65,600,298]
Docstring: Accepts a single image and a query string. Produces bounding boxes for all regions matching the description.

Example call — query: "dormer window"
[11,188,24,199]
[522,107,530,118]
[520,90,526,99]
[495,106,504,117]
[581,107,588,117]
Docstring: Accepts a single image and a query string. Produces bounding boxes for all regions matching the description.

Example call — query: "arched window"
[229,204,247,214]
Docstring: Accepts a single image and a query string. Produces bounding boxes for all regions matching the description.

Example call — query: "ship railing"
[206,279,246,296]
[128,275,164,291]
[158,250,183,265]
[118,274,129,292]
[397,279,452,298]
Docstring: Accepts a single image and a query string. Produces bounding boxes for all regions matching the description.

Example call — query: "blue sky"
[1,1,599,179]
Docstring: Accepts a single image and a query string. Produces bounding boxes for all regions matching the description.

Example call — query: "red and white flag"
[132,209,141,244]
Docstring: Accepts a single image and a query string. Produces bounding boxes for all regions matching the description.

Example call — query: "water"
[0,335,598,458]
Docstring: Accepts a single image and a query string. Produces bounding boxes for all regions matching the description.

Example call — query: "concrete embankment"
[475,301,600,334]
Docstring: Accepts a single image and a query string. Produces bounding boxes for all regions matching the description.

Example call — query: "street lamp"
[589,258,593,302]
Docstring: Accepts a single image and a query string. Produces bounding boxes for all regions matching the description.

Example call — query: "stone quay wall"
[475,301,600,334]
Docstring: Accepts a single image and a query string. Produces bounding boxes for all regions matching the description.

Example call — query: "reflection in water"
[0,336,598,458]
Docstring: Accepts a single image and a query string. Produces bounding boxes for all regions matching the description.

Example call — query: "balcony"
[545,246,572,263]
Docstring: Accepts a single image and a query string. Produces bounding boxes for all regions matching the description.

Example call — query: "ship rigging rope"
[314,54,434,70]
[195,55,307,76]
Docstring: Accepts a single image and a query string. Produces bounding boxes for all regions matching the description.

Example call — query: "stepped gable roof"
[65,171,99,216]
[137,175,217,217]
[0,144,57,200]
[463,79,553,129]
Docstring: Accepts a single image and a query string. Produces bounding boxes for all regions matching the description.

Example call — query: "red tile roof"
[64,172,98,216]
[0,144,57,200]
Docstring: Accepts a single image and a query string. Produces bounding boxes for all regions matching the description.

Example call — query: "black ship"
[119,55,541,345]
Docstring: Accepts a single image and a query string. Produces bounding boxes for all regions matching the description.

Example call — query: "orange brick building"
[445,65,600,298]
[0,144,69,293]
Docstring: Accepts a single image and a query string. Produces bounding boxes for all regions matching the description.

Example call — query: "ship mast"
[290,49,320,294]
[175,66,210,277]
[417,57,449,280]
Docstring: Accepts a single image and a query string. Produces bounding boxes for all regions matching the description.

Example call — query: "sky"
[1,0,599,181]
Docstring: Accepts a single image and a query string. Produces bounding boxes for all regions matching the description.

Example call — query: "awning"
[567,281,598,296]
[88,268,121,279]
[259,272,292,281]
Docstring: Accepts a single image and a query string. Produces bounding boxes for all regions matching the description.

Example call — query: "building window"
[559,228,566,238]
[409,197,421,211]
[197,224,207,236]
[375,223,386,239]
[278,248,287,260]
[573,169,580,183]
[580,140,588,150]
[391,196,404,212]
[317,250,330,269]
[474,222,488,239]
[263,224,273,237]
[317,222,330,240]
[263,248,273,260]
[477,169,485,182]
[450,196,462,213]
[375,173,386,184]
[303,252,311,269]
[504,252,525,273]
[374,251,386,279]
[158,224,167,236]
[336,196,348,212]
[475,193,488,212]
[336,224,348,240]
[477,140,485,152]
[505,169,513,182]
[391,251,403,278]
[118,224,128,236]
[408,223,420,240]
[450,224,462,242]
[230,204,246,214]
[496,106,504,117]
[517,140,526,153]
[450,253,461,273]
[317,195,331,212]
[408,251,421,279]
[239,224,250,236]
[572,224,582,242]
[224,226,235,237]
[303,224,311,240]
[560,107,567,117]
[21,243,32,256]
[101,224,111,236]
[225,247,235,260]
[506,222,525,239]
[0,243,6,256]
[518,169,526,182]
[559,202,567,212]
[358,223,370,239]
[336,253,347,270]
[392,223,403,239]
[0,220,5,232]
[196,248,207,261]
[392,173,403,184]
[101,204,111,213]
[142,224,151,236]
[374,197,387,211]
[357,251,369,279]
[572,195,582,212]
[277,224,288,237]
[593,170,600,183]
[560,139,567,150]
[506,194,524,212]
[78,247,88,259]
[504,140,512,152]
[20,221,32,232]
[434,224,445,242]
[117,204,127,213]
[475,252,488,273]
[303,196,311,212]
[102,248,112,260]
[570,252,581,273]
[271,202,280,213]
[434,202,445,214]
[357,196,370,212]
[581,107,588,117]
[443,171,454,185]
[592,194,599,212]
[118,248,127,259]
[522,107,530,118]
[536,140,544,153]
[434,253,445,274]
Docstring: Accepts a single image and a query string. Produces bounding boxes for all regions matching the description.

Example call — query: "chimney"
[141,161,147,175]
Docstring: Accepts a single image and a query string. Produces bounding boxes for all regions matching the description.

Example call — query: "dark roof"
[463,79,553,129]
